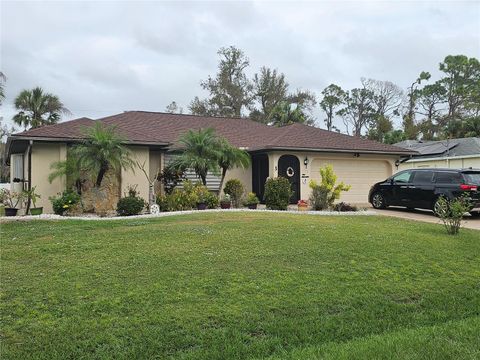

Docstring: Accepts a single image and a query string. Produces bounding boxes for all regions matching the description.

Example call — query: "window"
[11,154,24,181]
[393,171,413,183]
[412,171,434,184]
[463,172,480,185]
[435,172,463,184]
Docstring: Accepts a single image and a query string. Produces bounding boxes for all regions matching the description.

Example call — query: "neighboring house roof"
[9,111,414,155]
[395,137,480,158]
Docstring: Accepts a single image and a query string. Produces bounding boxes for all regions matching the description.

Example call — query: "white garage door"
[310,159,392,204]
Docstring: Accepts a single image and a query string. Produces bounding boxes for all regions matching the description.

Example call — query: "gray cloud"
[1,0,479,131]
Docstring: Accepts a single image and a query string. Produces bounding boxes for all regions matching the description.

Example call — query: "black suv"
[368,168,480,216]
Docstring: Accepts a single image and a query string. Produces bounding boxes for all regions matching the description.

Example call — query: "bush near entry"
[264,177,293,210]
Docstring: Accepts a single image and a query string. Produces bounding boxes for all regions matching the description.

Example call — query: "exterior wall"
[30,143,67,213]
[399,156,480,171]
[221,164,253,195]
[150,150,163,196]
[267,151,399,205]
[121,146,150,201]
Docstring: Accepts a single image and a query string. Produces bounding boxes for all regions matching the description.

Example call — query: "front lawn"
[1,213,479,359]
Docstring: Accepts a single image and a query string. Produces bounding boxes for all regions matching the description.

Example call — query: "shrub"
[244,192,260,206]
[157,164,186,194]
[155,180,218,211]
[333,202,358,212]
[223,179,244,208]
[436,196,471,235]
[264,177,293,210]
[309,165,350,210]
[309,184,329,210]
[117,186,145,216]
[204,191,219,209]
[50,190,81,215]
[220,194,231,205]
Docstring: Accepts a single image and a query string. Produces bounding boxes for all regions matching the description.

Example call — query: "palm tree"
[74,122,134,187]
[172,128,221,186]
[48,151,85,194]
[217,139,250,196]
[13,87,70,129]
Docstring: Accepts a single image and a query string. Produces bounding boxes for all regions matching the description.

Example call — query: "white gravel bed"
[0,208,376,222]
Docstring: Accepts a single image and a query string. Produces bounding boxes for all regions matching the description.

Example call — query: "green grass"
[1,213,479,359]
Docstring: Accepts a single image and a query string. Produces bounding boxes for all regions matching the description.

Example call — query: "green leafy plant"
[309,185,329,210]
[223,179,244,208]
[50,190,81,216]
[264,177,293,210]
[0,189,25,209]
[73,123,134,187]
[435,196,471,235]
[204,192,219,209]
[22,186,41,210]
[244,192,260,206]
[155,180,215,211]
[157,163,186,194]
[309,165,350,210]
[117,186,145,216]
[171,128,221,185]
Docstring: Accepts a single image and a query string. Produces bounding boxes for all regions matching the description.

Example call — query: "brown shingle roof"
[11,111,414,154]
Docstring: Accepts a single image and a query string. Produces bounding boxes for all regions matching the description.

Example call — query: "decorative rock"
[150,204,160,215]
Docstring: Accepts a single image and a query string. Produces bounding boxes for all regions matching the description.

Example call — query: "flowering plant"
[297,199,308,206]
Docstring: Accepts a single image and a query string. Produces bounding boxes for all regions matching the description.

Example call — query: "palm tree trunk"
[217,167,228,198]
[96,163,109,187]
[200,173,207,186]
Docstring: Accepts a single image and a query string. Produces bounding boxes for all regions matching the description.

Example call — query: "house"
[395,137,480,171]
[6,111,414,213]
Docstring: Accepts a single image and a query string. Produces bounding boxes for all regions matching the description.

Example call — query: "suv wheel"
[371,192,387,209]
[433,197,447,217]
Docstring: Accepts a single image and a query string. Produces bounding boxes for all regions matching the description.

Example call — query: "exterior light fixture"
[353,153,360,158]
[303,157,309,166]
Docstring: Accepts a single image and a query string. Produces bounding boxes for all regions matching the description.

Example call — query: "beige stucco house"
[6,111,414,213]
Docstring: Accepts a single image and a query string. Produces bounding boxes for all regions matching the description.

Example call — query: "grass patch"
[1,213,479,359]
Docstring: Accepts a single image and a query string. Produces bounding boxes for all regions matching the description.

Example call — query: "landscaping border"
[0,208,376,222]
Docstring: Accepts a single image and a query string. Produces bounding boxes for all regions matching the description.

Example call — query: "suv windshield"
[463,172,480,185]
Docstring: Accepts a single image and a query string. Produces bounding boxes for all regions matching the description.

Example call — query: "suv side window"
[392,171,413,183]
[435,172,463,184]
[412,171,434,184]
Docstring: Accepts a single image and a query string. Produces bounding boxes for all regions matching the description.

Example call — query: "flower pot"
[5,208,18,217]
[247,204,258,210]
[30,207,43,216]
[197,202,207,210]
[298,205,308,212]
[220,202,231,209]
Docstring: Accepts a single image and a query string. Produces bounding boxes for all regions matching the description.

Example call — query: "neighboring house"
[6,111,414,213]
[396,137,480,171]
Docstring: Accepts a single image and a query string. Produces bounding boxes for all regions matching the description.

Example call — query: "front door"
[278,155,300,204]
[252,154,269,203]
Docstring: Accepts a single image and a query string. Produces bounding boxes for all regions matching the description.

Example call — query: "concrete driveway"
[373,206,480,230]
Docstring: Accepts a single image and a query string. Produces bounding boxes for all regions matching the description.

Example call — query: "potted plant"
[220,194,231,209]
[24,186,43,215]
[2,189,24,216]
[297,199,309,211]
[196,186,209,210]
[244,192,260,210]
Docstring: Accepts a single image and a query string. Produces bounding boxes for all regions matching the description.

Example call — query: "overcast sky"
[1,0,479,131]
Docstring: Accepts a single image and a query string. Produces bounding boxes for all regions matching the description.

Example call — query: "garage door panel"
[310,159,391,203]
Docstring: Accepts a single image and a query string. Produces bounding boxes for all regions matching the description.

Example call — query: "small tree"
[74,123,134,187]
[309,165,350,210]
[223,179,244,208]
[264,177,293,210]
[217,139,250,198]
[172,128,220,186]
[436,196,471,235]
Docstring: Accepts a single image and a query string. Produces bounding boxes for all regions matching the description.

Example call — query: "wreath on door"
[286,166,295,177]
